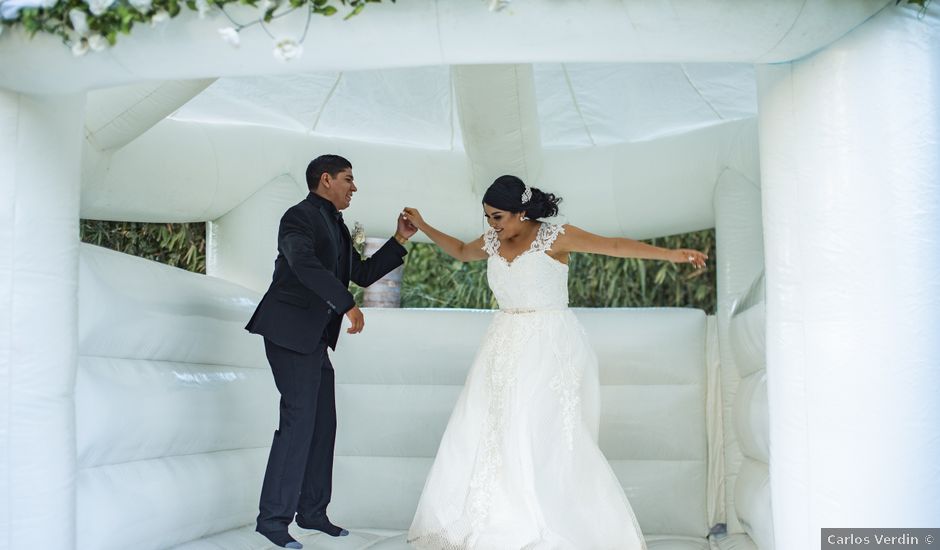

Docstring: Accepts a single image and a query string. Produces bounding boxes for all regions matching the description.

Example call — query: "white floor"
[170,524,756,550]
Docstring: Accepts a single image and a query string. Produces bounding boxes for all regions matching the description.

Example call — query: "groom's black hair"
[483,175,562,220]
[306,154,352,191]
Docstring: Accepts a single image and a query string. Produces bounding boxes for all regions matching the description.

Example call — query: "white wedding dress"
[407,222,647,550]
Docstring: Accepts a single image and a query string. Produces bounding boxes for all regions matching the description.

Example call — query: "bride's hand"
[673,248,708,269]
[402,207,428,231]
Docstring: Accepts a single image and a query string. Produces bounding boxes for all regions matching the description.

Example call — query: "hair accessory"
[521,185,532,204]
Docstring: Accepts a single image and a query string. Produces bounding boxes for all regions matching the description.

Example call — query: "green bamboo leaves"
[80,220,715,313]
[80,220,207,273]
[395,228,715,312]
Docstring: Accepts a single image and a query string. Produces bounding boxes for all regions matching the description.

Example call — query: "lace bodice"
[482,222,569,310]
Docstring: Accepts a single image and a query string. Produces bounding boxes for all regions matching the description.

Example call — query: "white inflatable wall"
[77,242,716,548]
[78,244,274,550]
[0,91,85,549]
[715,168,771,549]
[757,5,940,548]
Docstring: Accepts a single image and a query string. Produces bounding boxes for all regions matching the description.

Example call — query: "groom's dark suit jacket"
[246,192,407,353]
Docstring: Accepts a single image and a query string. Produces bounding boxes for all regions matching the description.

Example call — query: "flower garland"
[0,0,930,60]
[0,0,395,59]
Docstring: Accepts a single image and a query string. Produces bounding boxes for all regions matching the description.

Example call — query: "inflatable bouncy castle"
[0,1,938,549]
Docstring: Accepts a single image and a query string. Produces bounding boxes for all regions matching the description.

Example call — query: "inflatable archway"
[1,1,938,549]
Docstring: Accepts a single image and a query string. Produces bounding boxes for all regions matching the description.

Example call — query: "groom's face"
[322,168,357,210]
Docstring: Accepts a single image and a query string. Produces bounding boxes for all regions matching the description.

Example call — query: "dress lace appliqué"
[549,341,581,452]
[482,222,565,265]
[531,222,565,254]
[466,320,517,528]
[408,318,522,549]
[482,227,500,257]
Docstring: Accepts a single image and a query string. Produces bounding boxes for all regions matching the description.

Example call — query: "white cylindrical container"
[361,236,404,308]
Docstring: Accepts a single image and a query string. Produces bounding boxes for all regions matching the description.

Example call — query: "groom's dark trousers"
[245,192,406,533]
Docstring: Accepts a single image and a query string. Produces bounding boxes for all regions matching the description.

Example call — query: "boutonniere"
[352,222,366,250]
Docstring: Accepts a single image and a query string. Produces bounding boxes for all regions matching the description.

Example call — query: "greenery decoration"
[0,0,393,57]
[897,0,931,10]
[2,0,931,57]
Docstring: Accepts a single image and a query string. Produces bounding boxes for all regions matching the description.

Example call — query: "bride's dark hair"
[482,175,562,220]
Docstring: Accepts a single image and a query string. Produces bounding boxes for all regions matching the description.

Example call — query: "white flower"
[195,0,209,18]
[71,37,89,56]
[217,26,239,47]
[88,33,107,51]
[272,37,302,61]
[352,222,366,247]
[149,8,168,25]
[487,0,510,11]
[68,8,88,35]
[0,3,15,19]
[258,0,273,12]
[84,0,115,16]
[128,0,151,12]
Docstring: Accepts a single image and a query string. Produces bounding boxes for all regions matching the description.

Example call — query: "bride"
[401,175,708,550]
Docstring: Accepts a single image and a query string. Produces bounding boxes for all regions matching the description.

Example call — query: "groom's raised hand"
[396,212,418,241]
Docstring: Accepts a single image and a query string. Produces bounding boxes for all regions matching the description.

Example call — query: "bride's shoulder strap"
[533,221,565,252]
[481,227,500,256]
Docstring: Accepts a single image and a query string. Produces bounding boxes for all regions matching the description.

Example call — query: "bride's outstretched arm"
[557,224,708,268]
[401,207,487,262]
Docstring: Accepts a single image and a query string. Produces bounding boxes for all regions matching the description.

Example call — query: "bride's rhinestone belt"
[497,307,568,314]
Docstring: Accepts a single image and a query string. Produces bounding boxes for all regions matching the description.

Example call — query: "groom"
[245,154,416,549]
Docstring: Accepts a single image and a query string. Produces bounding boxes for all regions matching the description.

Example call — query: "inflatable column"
[757,5,940,549]
[0,91,85,549]
[207,174,307,292]
[453,64,542,194]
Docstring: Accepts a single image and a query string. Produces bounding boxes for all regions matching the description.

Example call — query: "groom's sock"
[257,527,303,549]
[296,514,349,537]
